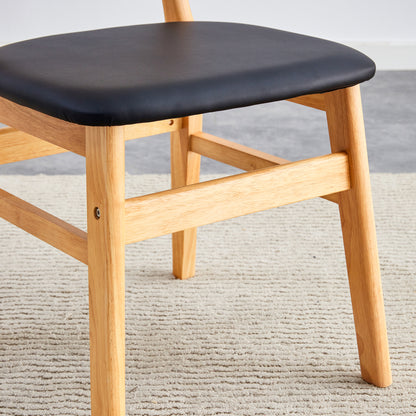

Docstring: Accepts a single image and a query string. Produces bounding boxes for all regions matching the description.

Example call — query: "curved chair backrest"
[162,0,194,22]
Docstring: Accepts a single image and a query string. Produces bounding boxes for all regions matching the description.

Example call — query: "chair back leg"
[171,115,203,279]
[326,86,392,387]
[162,0,193,22]
[163,0,202,280]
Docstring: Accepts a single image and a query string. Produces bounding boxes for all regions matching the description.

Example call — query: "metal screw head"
[94,207,101,220]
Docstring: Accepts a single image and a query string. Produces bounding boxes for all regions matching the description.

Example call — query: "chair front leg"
[86,126,126,415]
[171,115,203,279]
[325,86,392,387]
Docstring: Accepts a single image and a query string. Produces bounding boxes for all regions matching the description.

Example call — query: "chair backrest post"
[162,0,194,22]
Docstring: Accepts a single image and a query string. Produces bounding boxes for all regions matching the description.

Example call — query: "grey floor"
[1,71,415,175]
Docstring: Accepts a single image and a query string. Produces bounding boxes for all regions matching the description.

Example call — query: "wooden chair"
[0,0,391,414]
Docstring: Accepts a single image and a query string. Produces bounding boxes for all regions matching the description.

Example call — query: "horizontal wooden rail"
[125,152,350,244]
[124,118,182,141]
[0,116,181,163]
[190,132,339,204]
[287,93,326,111]
[191,132,289,170]
[0,127,68,164]
[0,93,322,164]
[0,97,86,156]
[0,188,88,264]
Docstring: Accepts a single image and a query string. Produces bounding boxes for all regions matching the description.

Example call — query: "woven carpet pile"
[0,173,415,415]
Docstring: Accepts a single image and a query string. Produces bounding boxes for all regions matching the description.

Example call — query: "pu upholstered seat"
[0,1,392,415]
[0,22,375,126]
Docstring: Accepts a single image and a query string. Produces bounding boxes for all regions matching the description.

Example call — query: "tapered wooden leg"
[171,115,203,279]
[325,86,392,387]
[86,126,126,415]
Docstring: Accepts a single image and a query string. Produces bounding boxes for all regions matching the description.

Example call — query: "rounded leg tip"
[173,272,195,280]
[362,371,392,388]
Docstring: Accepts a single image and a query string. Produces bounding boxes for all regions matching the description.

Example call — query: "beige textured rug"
[0,173,415,416]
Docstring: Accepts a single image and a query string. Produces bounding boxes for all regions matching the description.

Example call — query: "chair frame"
[0,0,391,414]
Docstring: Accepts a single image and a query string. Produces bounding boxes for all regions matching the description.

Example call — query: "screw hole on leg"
[94,207,101,220]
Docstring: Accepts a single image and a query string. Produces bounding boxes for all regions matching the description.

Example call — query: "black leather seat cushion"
[0,22,375,126]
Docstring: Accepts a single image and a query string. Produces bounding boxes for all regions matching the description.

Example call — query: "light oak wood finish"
[190,131,339,204]
[125,152,350,244]
[170,115,203,279]
[0,96,86,156]
[0,187,87,264]
[86,126,126,416]
[0,116,181,165]
[162,0,193,21]
[325,86,392,388]
[163,0,201,279]
[287,93,326,111]
[0,2,390,409]
[190,131,289,171]
[0,127,68,164]
[124,117,182,141]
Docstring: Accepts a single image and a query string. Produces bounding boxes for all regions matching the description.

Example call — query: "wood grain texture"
[190,132,339,204]
[191,131,289,171]
[163,0,200,278]
[125,152,350,244]
[162,0,193,21]
[287,93,326,111]
[86,126,126,416]
[325,86,392,387]
[124,118,182,141]
[170,115,203,279]
[0,127,67,164]
[0,116,181,165]
[0,187,87,264]
[0,97,86,156]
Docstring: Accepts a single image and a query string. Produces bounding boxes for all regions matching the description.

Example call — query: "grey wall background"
[1,0,416,69]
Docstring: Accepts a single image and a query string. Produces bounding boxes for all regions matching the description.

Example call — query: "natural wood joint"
[0,188,87,264]
[125,152,349,244]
